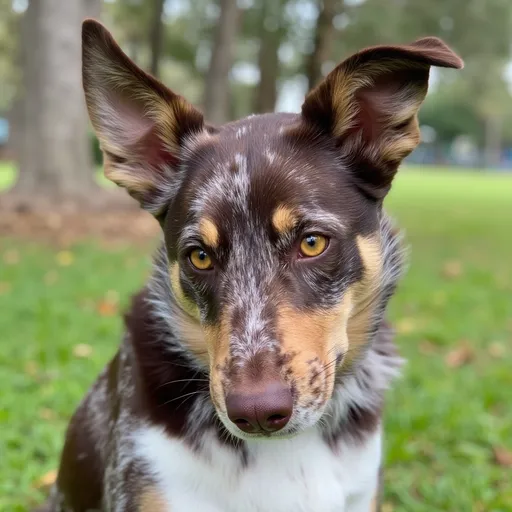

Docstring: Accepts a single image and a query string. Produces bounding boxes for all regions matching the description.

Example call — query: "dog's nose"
[225,381,293,434]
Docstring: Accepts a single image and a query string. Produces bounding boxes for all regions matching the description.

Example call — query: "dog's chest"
[133,426,381,512]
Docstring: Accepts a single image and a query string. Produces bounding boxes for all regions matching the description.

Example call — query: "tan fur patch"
[138,487,168,511]
[205,313,231,411]
[168,263,209,366]
[277,292,353,407]
[169,263,200,320]
[329,60,427,141]
[272,206,298,234]
[344,235,383,363]
[199,217,220,248]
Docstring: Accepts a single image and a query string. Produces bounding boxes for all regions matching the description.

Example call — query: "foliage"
[0,0,21,112]
[1,167,511,510]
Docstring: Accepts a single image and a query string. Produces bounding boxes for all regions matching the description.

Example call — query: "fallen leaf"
[24,361,39,377]
[488,342,506,358]
[56,250,74,266]
[0,282,11,294]
[105,289,120,304]
[39,408,56,420]
[3,249,19,265]
[441,260,463,279]
[493,446,512,467]
[73,344,93,358]
[445,343,474,368]
[34,469,57,489]
[396,317,418,334]
[97,299,118,317]
[382,503,394,512]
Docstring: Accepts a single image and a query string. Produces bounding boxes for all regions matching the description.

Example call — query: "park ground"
[0,164,511,511]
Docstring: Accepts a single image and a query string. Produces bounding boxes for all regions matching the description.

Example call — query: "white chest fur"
[133,425,381,512]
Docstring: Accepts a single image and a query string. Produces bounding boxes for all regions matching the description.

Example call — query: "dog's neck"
[129,213,404,448]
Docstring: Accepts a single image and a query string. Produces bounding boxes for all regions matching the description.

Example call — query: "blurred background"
[0,0,511,511]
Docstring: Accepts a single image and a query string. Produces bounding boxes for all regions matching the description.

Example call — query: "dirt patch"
[0,209,161,246]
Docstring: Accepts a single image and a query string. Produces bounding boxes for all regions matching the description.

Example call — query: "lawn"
[1,165,511,511]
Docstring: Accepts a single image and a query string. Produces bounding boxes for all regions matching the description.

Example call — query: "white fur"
[133,425,381,512]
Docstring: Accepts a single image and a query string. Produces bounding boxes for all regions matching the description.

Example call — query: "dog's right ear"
[82,20,206,214]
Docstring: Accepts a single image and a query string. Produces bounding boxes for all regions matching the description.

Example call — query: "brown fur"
[43,20,464,512]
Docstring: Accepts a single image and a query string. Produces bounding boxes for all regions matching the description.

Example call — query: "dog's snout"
[226,381,293,434]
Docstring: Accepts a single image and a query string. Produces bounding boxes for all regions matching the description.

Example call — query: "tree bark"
[6,0,102,210]
[253,0,283,114]
[203,0,240,125]
[149,0,166,77]
[307,0,338,90]
[83,0,102,18]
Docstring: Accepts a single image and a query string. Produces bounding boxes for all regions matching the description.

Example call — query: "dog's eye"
[299,234,328,258]
[189,248,213,270]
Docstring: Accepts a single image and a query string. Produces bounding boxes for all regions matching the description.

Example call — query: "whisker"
[156,378,209,390]
[160,390,206,407]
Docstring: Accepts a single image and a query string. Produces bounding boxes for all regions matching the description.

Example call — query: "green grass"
[1,165,511,511]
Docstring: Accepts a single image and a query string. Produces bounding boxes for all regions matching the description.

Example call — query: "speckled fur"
[42,20,463,512]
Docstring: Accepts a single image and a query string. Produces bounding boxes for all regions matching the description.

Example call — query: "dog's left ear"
[82,19,207,214]
[301,37,463,199]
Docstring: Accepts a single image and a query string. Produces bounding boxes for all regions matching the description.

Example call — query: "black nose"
[225,381,293,434]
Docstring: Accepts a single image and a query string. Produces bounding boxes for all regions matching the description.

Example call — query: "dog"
[42,20,463,512]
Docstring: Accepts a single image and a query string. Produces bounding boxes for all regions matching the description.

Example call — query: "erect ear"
[82,19,207,214]
[301,37,463,199]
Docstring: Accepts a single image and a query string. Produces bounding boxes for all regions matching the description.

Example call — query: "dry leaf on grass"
[0,282,11,294]
[56,250,74,266]
[97,299,118,317]
[441,260,463,279]
[445,343,474,368]
[488,342,506,358]
[34,469,58,489]
[3,249,19,265]
[73,343,93,358]
[105,289,120,304]
[24,361,39,377]
[396,317,418,334]
[493,446,512,467]
[96,290,120,317]
[39,408,56,420]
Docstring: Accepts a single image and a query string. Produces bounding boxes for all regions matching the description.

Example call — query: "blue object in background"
[0,118,9,145]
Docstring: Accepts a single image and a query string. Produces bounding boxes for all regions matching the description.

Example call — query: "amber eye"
[299,234,328,258]
[189,248,213,270]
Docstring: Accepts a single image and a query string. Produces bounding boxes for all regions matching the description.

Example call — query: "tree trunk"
[253,0,282,114]
[203,0,240,125]
[149,0,166,77]
[307,0,338,90]
[6,0,101,210]
[83,0,102,18]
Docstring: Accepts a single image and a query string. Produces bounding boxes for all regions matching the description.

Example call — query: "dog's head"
[82,21,462,439]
